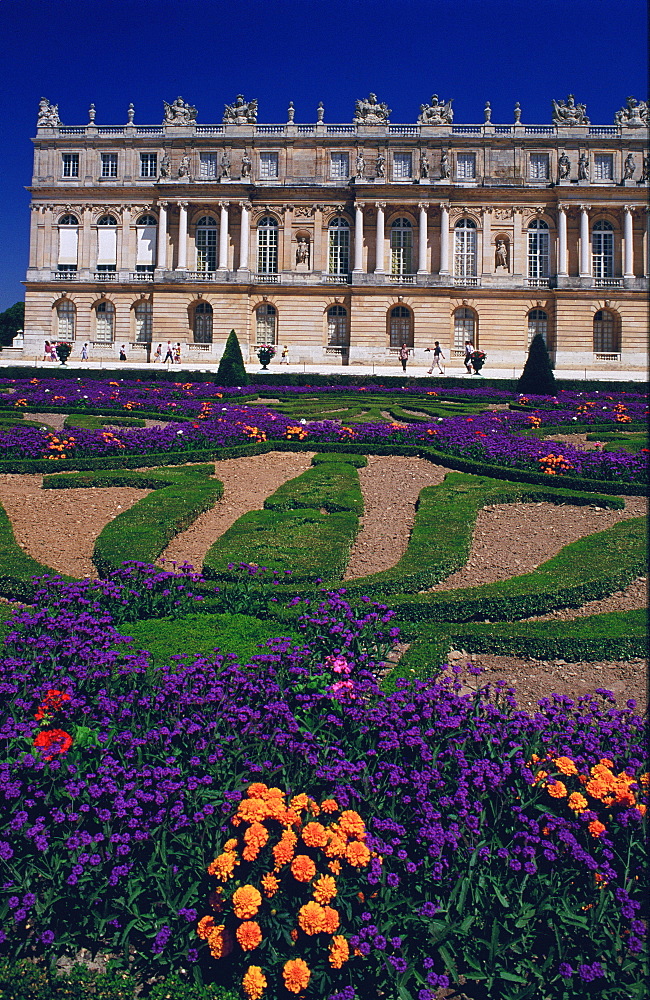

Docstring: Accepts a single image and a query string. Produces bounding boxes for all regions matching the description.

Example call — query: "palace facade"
[20,93,649,369]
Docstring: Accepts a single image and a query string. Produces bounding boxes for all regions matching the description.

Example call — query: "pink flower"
[325,655,351,675]
[331,680,355,698]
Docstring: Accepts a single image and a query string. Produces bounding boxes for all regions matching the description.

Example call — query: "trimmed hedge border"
[0,504,68,599]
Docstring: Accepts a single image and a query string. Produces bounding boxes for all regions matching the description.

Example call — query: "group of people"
[42,341,68,362]
[398,340,484,375]
[152,342,182,366]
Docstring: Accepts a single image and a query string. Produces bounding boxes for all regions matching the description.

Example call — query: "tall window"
[529,153,549,180]
[259,153,279,179]
[101,153,118,178]
[527,219,550,278]
[196,216,218,272]
[257,216,278,273]
[62,153,79,177]
[95,301,115,343]
[393,153,412,180]
[256,303,277,343]
[527,309,548,344]
[133,301,152,343]
[193,302,213,343]
[456,153,476,180]
[330,153,349,179]
[453,307,476,349]
[58,214,79,271]
[97,215,118,272]
[593,310,619,352]
[328,217,350,275]
[454,219,477,277]
[389,305,413,348]
[200,153,218,179]
[56,300,76,340]
[592,220,614,279]
[136,214,157,269]
[327,305,349,346]
[140,153,157,178]
[390,218,413,275]
[594,155,613,181]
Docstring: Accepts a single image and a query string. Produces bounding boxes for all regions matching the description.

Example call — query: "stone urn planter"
[256,344,276,370]
[469,350,486,374]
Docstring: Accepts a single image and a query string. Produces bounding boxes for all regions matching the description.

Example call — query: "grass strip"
[264,459,363,514]
[63,414,146,429]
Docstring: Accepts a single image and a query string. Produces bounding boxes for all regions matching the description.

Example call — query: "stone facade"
[22,95,649,369]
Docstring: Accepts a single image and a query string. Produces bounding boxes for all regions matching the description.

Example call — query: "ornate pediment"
[417,95,453,125]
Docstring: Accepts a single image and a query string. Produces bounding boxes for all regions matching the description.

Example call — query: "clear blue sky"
[0,0,646,310]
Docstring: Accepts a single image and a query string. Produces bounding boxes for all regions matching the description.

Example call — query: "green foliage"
[311,451,368,467]
[0,301,24,347]
[63,414,146,430]
[215,329,249,386]
[517,332,556,395]
[264,460,363,514]
[43,465,215,491]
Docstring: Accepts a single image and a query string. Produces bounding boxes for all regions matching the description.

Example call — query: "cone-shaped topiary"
[216,329,249,386]
[517,333,556,396]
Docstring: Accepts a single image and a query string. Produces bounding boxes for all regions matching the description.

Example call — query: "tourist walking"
[163,341,174,365]
[153,344,162,363]
[398,343,410,373]
[464,340,474,374]
[426,341,445,374]
[174,343,181,365]
[43,340,51,361]
[280,345,289,364]
[119,345,127,361]
[81,342,89,361]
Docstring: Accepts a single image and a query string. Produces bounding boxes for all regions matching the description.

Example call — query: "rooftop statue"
[614,96,648,127]
[418,95,453,125]
[223,95,258,125]
[37,98,61,128]
[354,93,391,125]
[163,97,198,125]
[552,94,590,126]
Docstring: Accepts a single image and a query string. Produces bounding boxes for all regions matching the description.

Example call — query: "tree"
[0,302,24,347]
[517,333,556,396]
[216,330,249,386]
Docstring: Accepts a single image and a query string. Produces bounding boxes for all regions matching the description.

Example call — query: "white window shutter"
[58,227,78,264]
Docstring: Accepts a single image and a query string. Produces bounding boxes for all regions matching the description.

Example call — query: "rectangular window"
[594,154,613,181]
[140,153,158,178]
[393,153,412,180]
[56,264,77,273]
[96,264,116,272]
[456,152,476,180]
[135,264,155,273]
[529,153,549,180]
[330,152,349,179]
[259,152,279,179]
[200,153,218,179]
[62,153,79,178]
[101,153,118,178]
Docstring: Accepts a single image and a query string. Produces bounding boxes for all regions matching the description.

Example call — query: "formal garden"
[0,339,646,1000]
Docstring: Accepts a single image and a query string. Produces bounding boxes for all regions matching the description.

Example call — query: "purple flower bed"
[0,569,646,998]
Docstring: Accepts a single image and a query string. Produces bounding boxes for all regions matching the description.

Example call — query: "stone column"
[418,203,428,273]
[579,205,591,277]
[35,208,46,269]
[81,208,92,271]
[157,202,168,270]
[353,203,364,272]
[511,207,523,277]
[29,206,39,268]
[623,205,634,277]
[439,202,450,275]
[218,202,229,270]
[282,205,293,272]
[313,204,323,273]
[120,207,132,271]
[238,201,250,271]
[176,202,188,270]
[557,205,568,276]
[481,207,492,275]
[375,202,385,273]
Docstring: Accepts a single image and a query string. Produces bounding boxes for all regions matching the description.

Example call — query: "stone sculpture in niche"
[375,152,385,178]
[160,154,171,178]
[355,151,366,179]
[220,151,231,179]
[178,155,190,178]
[354,94,391,125]
[440,149,450,179]
[163,97,198,125]
[614,97,648,127]
[640,155,649,184]
[418,95,453,125]
[37,98,61,127]
[241,150,252,178]
[558,152,571,179]
[420,151,429,178]
[578,153,589,181]
[623,153,636,181]
[495,239,508,270]
[295,238,309,266]
[552,95,590,125]
[223,95,258,125]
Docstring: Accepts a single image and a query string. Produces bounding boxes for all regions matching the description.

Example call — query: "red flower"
[34,689,70,721]
[33,728,73,760]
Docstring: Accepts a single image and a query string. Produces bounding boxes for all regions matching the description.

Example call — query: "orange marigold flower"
[637,804,647,817]
[242,843,261,862]
[313,874,337,904]
[588,820,606,838]
[307,797,320,816]
[273,830,297,868]
[320,798,339,813]
[324,834,347,858]
[290,793,309,812]
[291,854,316,882]
[206,924,232,959]
[247,782,269,798]
[290,928,298,941]
[329,934,350,969]
[242,965,267,999]
[322,905,340,934]
[639,772,650,788]
[345,841,371,867]
[236,920,263,951]
[302,822,328,848]
[236,798,268,824]
[338,810,365,838]
[208,851,238,882]
[261,874,279,897]
[567,792,588,813]
[553,756,578,776]
[533,770,548,784]
[328,860,342,875]
[547,781,568,799]
[197,915,216,940]
[599,758,614,767]
[298,901,326,935]
[245,822,269,847]
[283,958,311,994]
[232,885,262,920]
[224,838,238,851]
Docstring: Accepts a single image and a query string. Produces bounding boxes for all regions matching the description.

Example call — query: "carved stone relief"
[551,95,590,126]
[223,95,258,125]
[417,95,453,125]
[163,97,198,125]
[37,98,61,127]
[354,94,391,125]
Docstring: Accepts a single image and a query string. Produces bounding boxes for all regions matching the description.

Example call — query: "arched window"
[256,303,277,343]
[328,217,350,275]
[97,215,118,226]
[134,301,152,343]
[196,216,218,273]
[137,214,157,226]
[97,215,118,271]
[592,220,614,279]
[454,219,477,277]
[193,301,213,343]
[58,215,79,270]
[527,219,550,279]
[593,310,619,353]
[95,301,115,343]
[136,215,157,269]
[257,216,278,274]
[527,309,548,344]
[56,300,75,340]
[389,305,413,348]
[390,218,413,275]
[453,307,476,349]
[327,305,349,347]
[59,214,79,226]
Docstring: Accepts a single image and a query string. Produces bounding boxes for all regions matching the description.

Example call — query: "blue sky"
[0,0,646,310]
